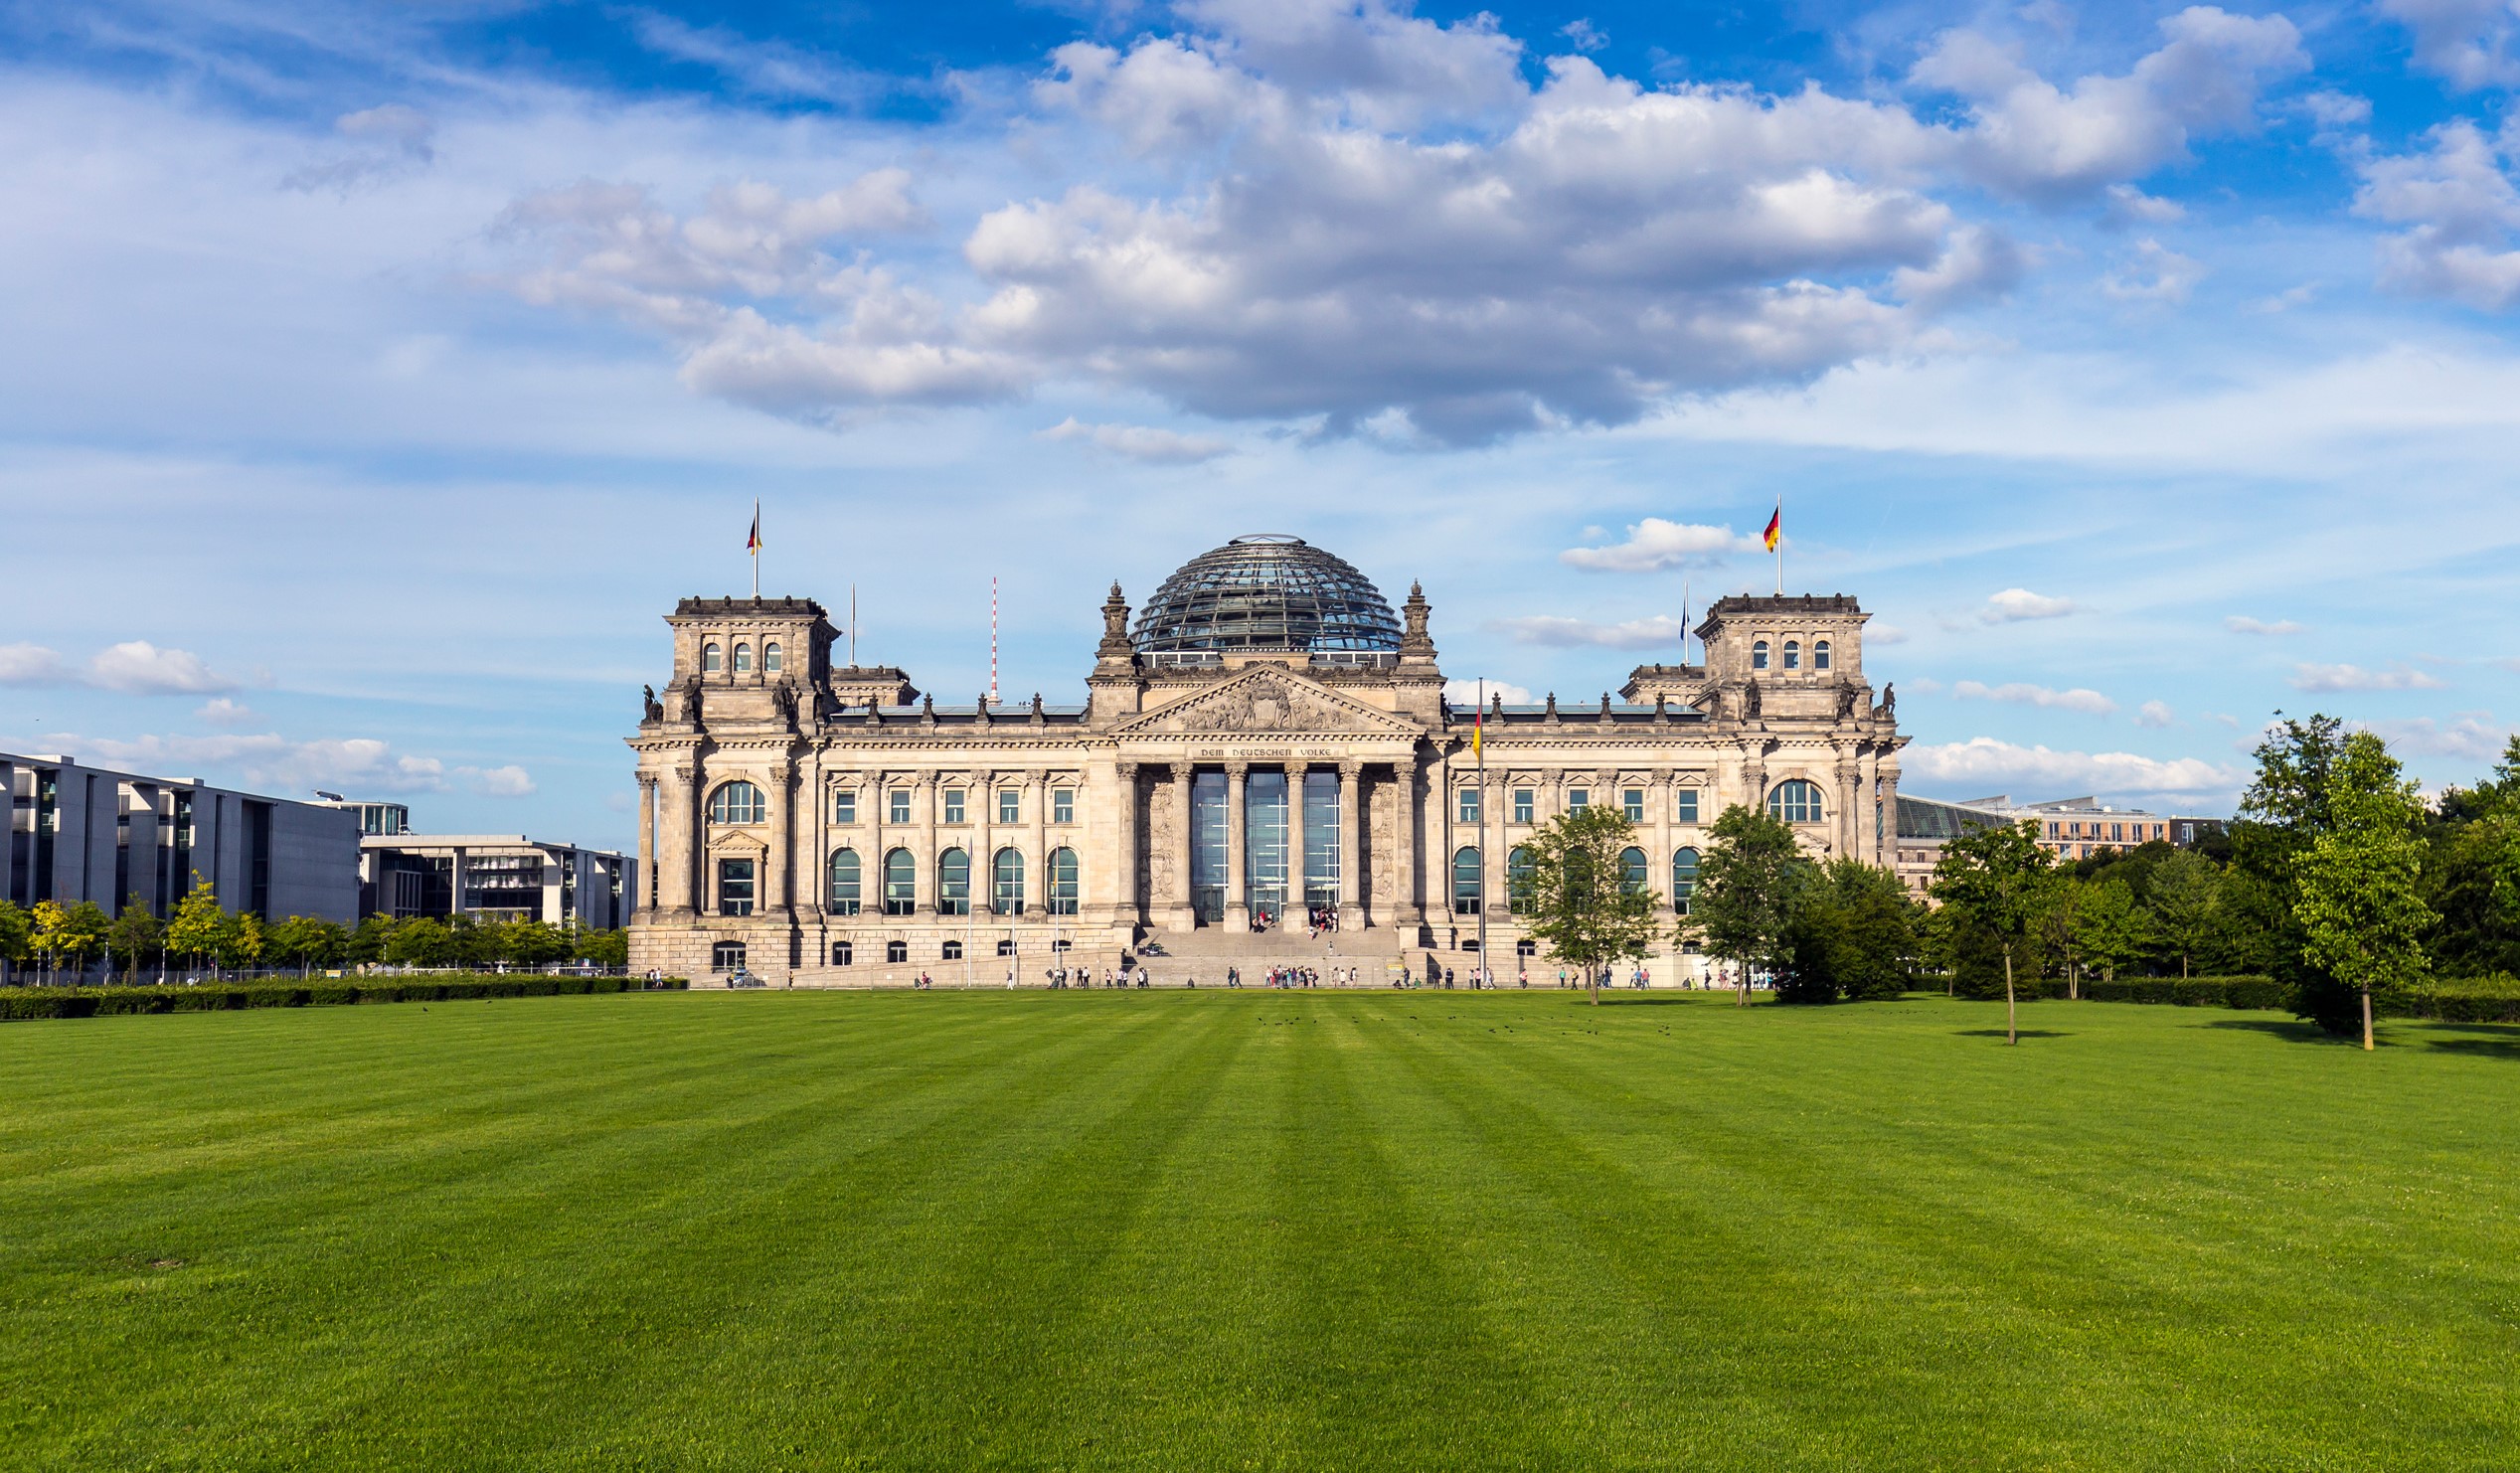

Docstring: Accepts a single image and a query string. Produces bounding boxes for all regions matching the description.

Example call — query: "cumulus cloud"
[1953,679,2117,715]
[2356,713,2512,760]
[1493,614,1689,649]
[1870,623,1909,645]
[1559,518,1760,573]
[1906,736,2243,794]
[195,698,256,727]
[2290,661,2450,692]
[1039,416,1234,462]
[1978,587,2075,623]
[87,642,237,695]
[2353,117,2520,311]
[2226,614,2303,635]
[0,643,73,685]
[282,104,435,193]
[2136,699,2175,728]
[458,763,538,797]
[2101,183,2186,227]
[1444,678,1536,706]
[52,733,447,794]
[2101,239,2206,303]
[2381,0,2520,90]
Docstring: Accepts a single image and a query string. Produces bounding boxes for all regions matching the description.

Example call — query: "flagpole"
[849,584,858,667]
[1476,678,1487,987]
[752,497,761,599]
[1774,493,1783,596]
[1683,575,1692,667]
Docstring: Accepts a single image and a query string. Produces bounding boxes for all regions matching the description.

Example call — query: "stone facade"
[627,544,1906,986]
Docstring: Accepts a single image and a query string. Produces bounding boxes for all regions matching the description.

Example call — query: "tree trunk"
[2181,953,2189,980]
[1589,966,1597,1006]
[2004,948,2017,1046]
[2362,985,2373,1052]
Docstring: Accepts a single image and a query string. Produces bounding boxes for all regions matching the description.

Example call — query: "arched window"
[1507,846,1536,914]
[1752,639,1770,671]
[703,641,723,674]
[763,641,782,674]
[1452,846,1482,914]
[882,849,916,915]
[733,642,753,674]
[1783,639,1800,671]
[1673,847,1700,915]
[1619,846,1648,896]
[1767,779,1823,824]
[992,847,1025,915]
[1049,848,1080,916]
[708,781,764,825]
[828,848,861,914]
[937,848,971,916]
[1813,639,1831,671]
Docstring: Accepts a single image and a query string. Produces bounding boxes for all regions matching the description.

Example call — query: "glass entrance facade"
[1245,770,1287,923]
[1190,770,1227,922]
[1302,769,1340,907]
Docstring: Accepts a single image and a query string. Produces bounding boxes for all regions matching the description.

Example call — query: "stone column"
[1283,759,1307,921]
[1337,760,1362,931]
[1652,770,1673,913]
[1224,760,1250,930]
[660,761,696,915]
[1485,768,1508,919]
[916,773,937,916]
[634,774,657,917]
[1393,754,1421,927]
[1835,754,1862,860]
[1031,771,1049,925]
[868,770,888,916]
[1170,760,1196,931]
[974,767,995,921]
[765,761,794,916]
[1112,763,1140,932]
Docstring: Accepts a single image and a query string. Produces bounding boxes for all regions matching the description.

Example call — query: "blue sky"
[6,0,2520,852]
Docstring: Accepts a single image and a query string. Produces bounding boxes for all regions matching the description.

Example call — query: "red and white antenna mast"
[989,575,1000,709]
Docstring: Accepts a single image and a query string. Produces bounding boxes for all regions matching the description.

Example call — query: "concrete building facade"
[2,752,359,922]
[628,535,1909,986]
[355,833,636,929]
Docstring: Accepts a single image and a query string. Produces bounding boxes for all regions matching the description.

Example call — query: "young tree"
[2037,879,2089,999]
[1930,820,2055,1045]
[2072,878,2153,983]
[576,927,629,969]
[344,913,400,966]
[106,897,163,985]
[1781,857,1921,1002]
[382,916,453,968]
[502,920,572,969]
[2295,732,2433,1051]
[1684,804,1812,1006]
[165,876,226,980]
[1511,803,1662,1004]
[213,911,266,978]
[2146,849,2221,979]
[29,901,69,985]
[2233,714,2356,1025]
[0,900,31,986]
[57,901,110,984]
[266,915,345,978]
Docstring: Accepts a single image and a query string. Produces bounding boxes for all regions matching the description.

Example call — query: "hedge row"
[0,974,689,1021]
[2080,976,2294,1010]
[1944,974,2520,1023]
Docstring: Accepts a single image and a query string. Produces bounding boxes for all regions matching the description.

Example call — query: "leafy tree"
[575,927,629,968]
[0,900,31,986]
[2073,878,2153,983]
[29,901,68,984]
[212,911,265,976]
[165,876,226,978]
[501,920,572,968]
[344,913,400,965]
[2233,715,2350,1016]
[266,915,346,978]
[2295,732,2433,1050]
[1684,804,1812,1006]
[382,916,453,968]
[1780,857,1920,1002]
[2036,879,2089,998]
[446,915,504,970]
[106,897,162,984]
[2147,849,2221,979]
[1510,803,1662,1004]
[1930,820,2055,1045]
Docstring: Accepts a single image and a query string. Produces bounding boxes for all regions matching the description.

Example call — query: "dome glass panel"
[1133,535,1401,656]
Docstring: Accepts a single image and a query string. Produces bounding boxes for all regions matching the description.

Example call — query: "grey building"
[2,752,359,921]
[353,832,636,930]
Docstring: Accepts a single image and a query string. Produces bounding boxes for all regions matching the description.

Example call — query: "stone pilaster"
[1284,759,1307,918]
[1224,760,1249,930]
[1337,759,1362,932]
[1170,760,1196,931]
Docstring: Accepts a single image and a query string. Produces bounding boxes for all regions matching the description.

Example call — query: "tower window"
[763,641,782,674]
[1753,640,1770,671]
[703,642,723,674]
[708,781,764,825]
[1814,639,1831,671]
[734,643,753,674]
[1766,779,1824,825]
[1783,640,1800,670]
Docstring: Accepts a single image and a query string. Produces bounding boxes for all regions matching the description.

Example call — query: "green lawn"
[4,992,2517,1470]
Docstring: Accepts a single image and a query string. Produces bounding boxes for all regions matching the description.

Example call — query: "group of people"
[1218,964,1360,988]
[1039,964,1149,988]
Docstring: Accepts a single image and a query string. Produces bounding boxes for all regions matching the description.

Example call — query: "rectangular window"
[998,788,1020,824]
[1053,788,1075,824]
[717,858,755,916]
[942,939,963,961]
[886,940,908,964]
[1568,789,1589,812]
[943,789,966,824]
[996,939,1016,957]
[1622,788,1645,822]
[1458,788,1481,824]
[1676,788,1699,824]
[833,790,856,824]
[831,941,853,966]
[711,940,746,972]
[1513,789,1533,825]
[888,789,911,825]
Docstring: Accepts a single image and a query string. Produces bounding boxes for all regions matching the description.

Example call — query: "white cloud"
[1979,587,2075,623]
[51,733,447,794]
[1906,736,2243,794]
[1869,623,1909,645]
[1039,416,1234,463]
[2290,661,2450,692]
[2136,699,2175,728]
[2101,184,2186,227]
[458,763,538,797]
[2354,117,2520,310]
[87,641,237,695]
[1444,678,1536,706]
[195,698,256,727]
[1559,518,1759,573]
[1493,614,1689,649]
[2380,0,2520,90]
[1559,19,1607,54]
[1953,679,2117,715]
[282,104,436,193]
[2356,713,2513,761]
[2100,239,2206,303]
[0,643,73,686]
[2226,614,2303,635]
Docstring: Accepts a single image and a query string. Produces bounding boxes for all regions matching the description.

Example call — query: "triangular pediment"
[1117,667,1423,738]
[707,831,770,857]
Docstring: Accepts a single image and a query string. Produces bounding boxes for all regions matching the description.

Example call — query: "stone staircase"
[1128,924,1409,987]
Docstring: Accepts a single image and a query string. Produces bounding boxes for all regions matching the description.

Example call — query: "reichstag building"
[628,535,1907,984]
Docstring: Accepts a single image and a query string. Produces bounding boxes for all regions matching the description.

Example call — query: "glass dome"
[1133,535,1402,659]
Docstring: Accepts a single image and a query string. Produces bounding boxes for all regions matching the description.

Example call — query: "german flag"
[1762,506,1780,552]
